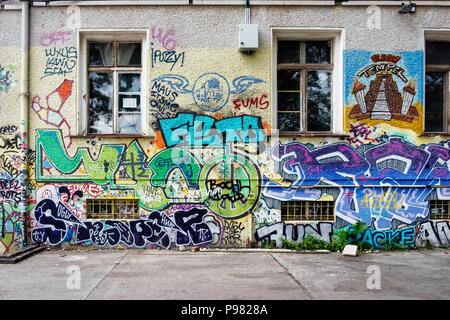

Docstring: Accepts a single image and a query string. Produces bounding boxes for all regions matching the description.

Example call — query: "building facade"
[0,0,449,254]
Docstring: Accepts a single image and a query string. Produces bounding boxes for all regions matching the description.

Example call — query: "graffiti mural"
[255,222,333,248]
[13,38,447,253]
[357,225,416,249]
[152,74,264,112]
[30,185,226,249]
[415,221,450,247]
[35,111,265,219]
[0,202,24,254]
[264,136,450,231]
[345,50,424,134]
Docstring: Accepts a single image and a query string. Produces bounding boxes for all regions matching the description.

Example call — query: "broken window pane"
[118,113,141,134]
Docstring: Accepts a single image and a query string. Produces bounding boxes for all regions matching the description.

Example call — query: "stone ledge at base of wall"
[198,248,331,254]
[0,245,46,264]
[41,246,332,254]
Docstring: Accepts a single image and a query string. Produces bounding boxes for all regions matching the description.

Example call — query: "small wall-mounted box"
[238,24,258,51]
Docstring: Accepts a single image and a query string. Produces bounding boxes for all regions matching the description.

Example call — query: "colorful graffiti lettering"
[159,112,265,147]
[357,225,416,249]
[347,123,376,147]
[36,124,262,219]
[31,192,220,248]
[265,137,450,230]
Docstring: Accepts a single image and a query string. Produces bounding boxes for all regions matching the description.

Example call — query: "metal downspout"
[19,0,30,248]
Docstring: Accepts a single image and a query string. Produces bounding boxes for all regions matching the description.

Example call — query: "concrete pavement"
[0,248,449,300]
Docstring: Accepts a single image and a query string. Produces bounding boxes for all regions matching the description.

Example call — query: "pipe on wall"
[19,0,30,248]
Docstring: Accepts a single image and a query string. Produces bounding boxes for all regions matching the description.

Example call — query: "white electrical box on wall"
[238,24,258,51]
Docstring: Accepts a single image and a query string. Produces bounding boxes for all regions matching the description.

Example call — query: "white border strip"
[18,0,450,7]
[193,0,335,4]
[31,1,190,6]
[343,1,450,6]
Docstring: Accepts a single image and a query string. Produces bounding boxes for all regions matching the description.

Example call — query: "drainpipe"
[19,0,30,248]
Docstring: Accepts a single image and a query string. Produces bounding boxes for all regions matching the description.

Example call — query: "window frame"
[429,200,450,220]
[78,30,149,137]
[86,198,140,220]
[281,200,335,222]
[272,28,344,136]
[424,37,450,134]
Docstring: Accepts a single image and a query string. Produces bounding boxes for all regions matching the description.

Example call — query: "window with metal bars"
[86,198,140,219]
[281,201,334,221]
[429,200,450,220]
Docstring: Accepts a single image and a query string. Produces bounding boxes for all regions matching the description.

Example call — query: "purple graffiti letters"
[273,141,368,186]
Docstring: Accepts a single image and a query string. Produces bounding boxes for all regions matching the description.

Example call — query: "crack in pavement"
[84,250,129,300]
[268,252,318,300]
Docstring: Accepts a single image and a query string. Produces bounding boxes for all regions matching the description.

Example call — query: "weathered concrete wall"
[1,2,449,253]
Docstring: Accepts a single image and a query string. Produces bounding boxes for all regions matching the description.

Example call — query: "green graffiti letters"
[36,130,261,218]
[36,130,125,184]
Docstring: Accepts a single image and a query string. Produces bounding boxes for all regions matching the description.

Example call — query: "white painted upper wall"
[0,2,450,51]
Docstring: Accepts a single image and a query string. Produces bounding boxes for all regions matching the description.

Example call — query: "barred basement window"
[86,199,140,219]
[281,201,334,221]
[429,200,450,220]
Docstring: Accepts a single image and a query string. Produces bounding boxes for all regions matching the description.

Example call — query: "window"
[273,29,343,135]
[277,40,332,132]
[79,31,147,136]
[281,201,334,221]
[429,200,450,220]
[86,198,140,219]
[425,41,450,133]
[88,41,142,134]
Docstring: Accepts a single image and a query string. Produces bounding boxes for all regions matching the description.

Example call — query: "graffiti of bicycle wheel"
[200,153,261,219]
